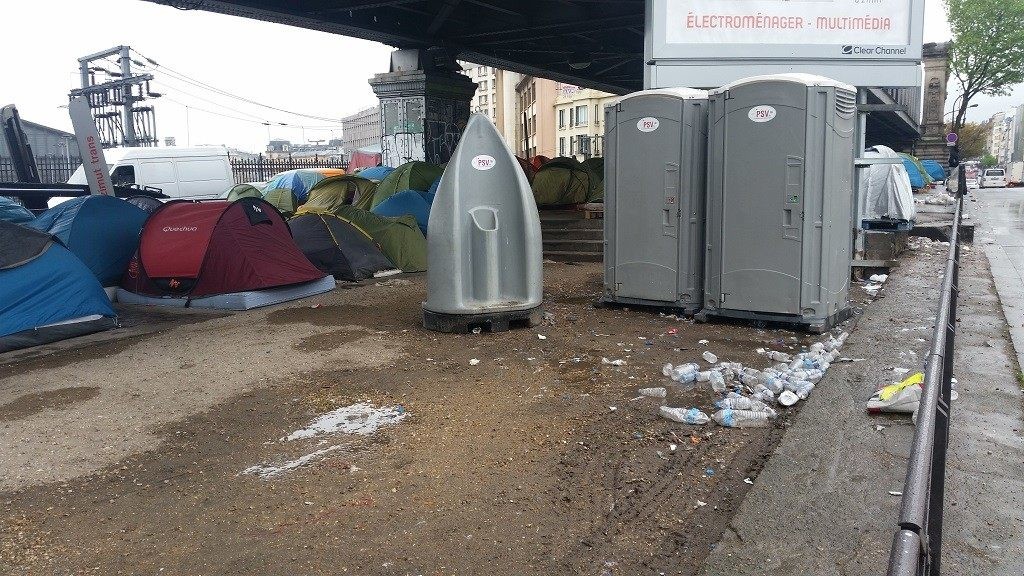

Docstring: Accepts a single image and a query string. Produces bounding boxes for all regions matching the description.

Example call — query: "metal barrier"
[886,182,964,576]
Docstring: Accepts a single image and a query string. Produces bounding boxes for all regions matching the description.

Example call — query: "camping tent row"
[518,156,605,208]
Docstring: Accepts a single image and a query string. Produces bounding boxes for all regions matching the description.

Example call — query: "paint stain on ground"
[0,387,100,422]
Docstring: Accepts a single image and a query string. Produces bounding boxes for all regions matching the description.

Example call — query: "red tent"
[349,147,383,172]
[122,198,325,298]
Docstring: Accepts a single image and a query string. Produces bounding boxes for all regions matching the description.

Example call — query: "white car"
[979,168,1007,189]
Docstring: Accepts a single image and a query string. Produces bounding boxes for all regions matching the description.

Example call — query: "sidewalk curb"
[983,243,1024,372]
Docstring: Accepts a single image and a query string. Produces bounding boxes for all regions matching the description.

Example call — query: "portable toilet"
[422,113,543,332]
[700,74,856,332]
[602,88,709,313]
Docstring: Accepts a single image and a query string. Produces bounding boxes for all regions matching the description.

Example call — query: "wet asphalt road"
[973,186,1024,282]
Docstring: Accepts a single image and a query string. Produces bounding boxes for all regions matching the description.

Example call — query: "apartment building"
[554,85,617,160]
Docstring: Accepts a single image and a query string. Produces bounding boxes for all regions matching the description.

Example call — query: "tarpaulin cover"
[27,195,149,286]
[288,213,394,280]
[262,168,345,203]
[360,161,444,210]
[371,190,431,234]
[123,198,325,298]
[348,147,383,172]
[0,196,34,223]
[899,153,932,188]
[332,205,427,272]
[0,221,115,344]
[859,145,915,223]
[531,157,602,206]
[921,160,947,182]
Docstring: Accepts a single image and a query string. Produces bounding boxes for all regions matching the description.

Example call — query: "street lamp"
[944,103,978,120]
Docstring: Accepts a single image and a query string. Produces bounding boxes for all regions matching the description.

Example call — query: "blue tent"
[371,190,431,235]
[358,165,395,182]
[28,196,149,286]
[0,196,34,223]
[921,160,947,182]
[0,222,116,352]
[263,169,341,203]
[427,176,442,196]
[901,158,926,189]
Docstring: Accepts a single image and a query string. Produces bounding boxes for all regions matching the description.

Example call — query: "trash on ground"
[869,273,889,283]
[602,357,626,366]
[888,490,903,496]
[469,358,480,366]
[713,408,772,428]
[638,387,667,398]
[866,372,924,414]
[696,500,707,507]
[701,350,719,364]
[698,339,709,345]
[744,478,754,485]
[704,467,715,477]
[537,334,547,340]
[777,390,799,407]
[284,402,408,441]
[658,406,710,425]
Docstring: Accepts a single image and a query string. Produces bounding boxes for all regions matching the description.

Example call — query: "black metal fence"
[886,181,964,575]
[230,156,348,184]
[0,156,82,184]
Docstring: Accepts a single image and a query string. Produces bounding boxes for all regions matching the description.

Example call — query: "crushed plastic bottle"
[662,363,674,377]
[639,387,667,398]
[778,390,799,406]
[714,396,776,416]
[701,351,719,364]
[659,406,710,425]
[697,370,712,382]
[709,370,727,393]
[783,379,815,399]
[761,349,793,362]
[671,363,700,383]
[713,408,772,428]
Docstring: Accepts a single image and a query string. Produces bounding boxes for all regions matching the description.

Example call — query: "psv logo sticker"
[748,105,777,123]
[637,117,660,132]
[471,154,496,170]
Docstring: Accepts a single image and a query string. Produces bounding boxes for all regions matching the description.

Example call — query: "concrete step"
[542,239,604,253]
[540,218,604,231]
[543,250,604,263]
[541,228,603,241]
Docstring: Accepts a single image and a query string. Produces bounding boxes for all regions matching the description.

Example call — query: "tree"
[982,153,998,168]
[945,121,989,159]
[946,0,1024,132]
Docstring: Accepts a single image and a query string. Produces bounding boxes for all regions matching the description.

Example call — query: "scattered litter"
[876,425,886,431]
[778,390,799,407]
[869,274,889,283]
[705,468,715,477]
[696,500,708,507]
[469,358,481,366]
[284,402,407,441]
[892,367,910,375]
[744,478,754,485]
[889,491,903,496]
[608,406,618,412]
[667,328,678,335]
[867,372,924,414]
[639,387,668,398]
[309,303,322,309]
[242,445,344,479]
[698,339,709,345]
[669,443,678,451]
[602,357,626,366]
[713,408,771,428]
[537,334,547,340]
[701,350,719,364]
[472,327,482,334]
[658,406,709,425]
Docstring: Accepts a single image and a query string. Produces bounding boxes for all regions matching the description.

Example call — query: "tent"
[262,168,345,203]
[859,145,915,224]
[358,161,444,210]
[921,160,947,182]
[288,213,396,281]
[581,157,605,202]
[356,165,395,182]
[224,183,264,202]
[118,198,334,310]
[0,222,116,352]
[0,196,34,223]
[264,188,299,218]
[348,146,382,172]
[515,156,537,183]
[371,190,431,234]
[333,205,427,272]
[531,156,602,206]
[529,156,550,172]
[899,153,932,188]
[27,195,149,286]
[298,175,377,214]
[125,195,164,213]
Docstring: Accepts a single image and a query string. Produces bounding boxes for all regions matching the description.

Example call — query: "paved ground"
[701,190,1024,576]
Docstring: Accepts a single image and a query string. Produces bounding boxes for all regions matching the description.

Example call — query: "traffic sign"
[946,132,958,143]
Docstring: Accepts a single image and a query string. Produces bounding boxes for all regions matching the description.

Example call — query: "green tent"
[264,188,299,218]
[531,157,602,207]
[331,205,427,272]
[224,183,263,202]
[298,175,377,215]
[357,161,444,210]
[898,153,934,185]
[581,157,605,202]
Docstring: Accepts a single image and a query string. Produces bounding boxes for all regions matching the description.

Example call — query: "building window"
[559,137,565,155]
[479,80,488,91]
[480,94,488,105]
[576,105,588,127]
[558,109,565,129]
[569,137,576,156]
[569,108,575,127]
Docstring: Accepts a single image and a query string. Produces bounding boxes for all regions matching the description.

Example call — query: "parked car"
[979,167,1008,189]
[66,146,233,201]
[1008,161,1024,187]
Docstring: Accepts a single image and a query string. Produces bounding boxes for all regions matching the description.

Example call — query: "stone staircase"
[540,209,604,262]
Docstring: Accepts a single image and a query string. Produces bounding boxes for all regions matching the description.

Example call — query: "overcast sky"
[2,0,1018,153]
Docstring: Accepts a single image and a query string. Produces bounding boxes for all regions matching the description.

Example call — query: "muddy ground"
[0,262,861,575]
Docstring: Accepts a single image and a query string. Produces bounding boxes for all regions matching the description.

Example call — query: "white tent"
[859,145,915,223]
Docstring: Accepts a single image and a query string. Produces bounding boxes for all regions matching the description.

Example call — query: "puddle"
[0,386,100,421]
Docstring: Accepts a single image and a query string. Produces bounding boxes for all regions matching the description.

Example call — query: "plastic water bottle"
[659,406,710,425]
[671,363,699,383]
[697,370,712,382]
[809,342,825,354]
[709,370,727,393]
[714,397,776,416]
[789,380,815,399]
[761,350,792,362]
[751,383,776,401]
[662,363,674,377]
[713,409,772,428]
[738,368,764,387]
[702,350,719,364]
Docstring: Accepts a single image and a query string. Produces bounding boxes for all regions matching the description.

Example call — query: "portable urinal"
[422,113,544,333]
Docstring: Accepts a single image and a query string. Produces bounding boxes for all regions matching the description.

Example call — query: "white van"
[68,146,234,200]
[979,168,1007,189]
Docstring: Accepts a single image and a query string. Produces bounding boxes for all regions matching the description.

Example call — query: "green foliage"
[982,153,998,168]
[946,0,1024,131]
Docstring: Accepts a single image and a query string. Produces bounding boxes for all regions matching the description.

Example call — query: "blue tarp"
[371,190,431,235]
[263,169,333,203]
[921,160,947,182]
[0,197,34,223]
[901,158,926,189]
[28,196,149,286]
[0,243,115,339]
[358,166,395,181]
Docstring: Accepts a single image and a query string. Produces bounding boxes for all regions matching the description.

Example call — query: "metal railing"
[886,177,964,575]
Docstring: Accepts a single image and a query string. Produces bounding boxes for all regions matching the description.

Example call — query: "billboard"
[646,0,926,88]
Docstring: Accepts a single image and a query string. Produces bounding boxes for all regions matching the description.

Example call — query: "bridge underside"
[145,0,919,146]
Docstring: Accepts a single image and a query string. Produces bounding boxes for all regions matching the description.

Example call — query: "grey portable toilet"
[422,113,544,332]
[701,74,856,332]
[602,88,710,313]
